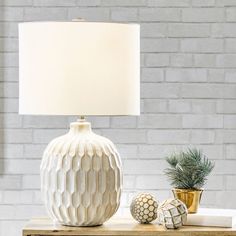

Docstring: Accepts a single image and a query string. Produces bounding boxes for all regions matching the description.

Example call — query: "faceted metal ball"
[130,193,158,224]
[157,198,188,229]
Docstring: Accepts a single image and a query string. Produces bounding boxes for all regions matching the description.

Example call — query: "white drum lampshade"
[19,22,140,226]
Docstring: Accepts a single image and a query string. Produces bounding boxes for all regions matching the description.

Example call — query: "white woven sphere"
[130,193,158,224]
[157,198,187,229]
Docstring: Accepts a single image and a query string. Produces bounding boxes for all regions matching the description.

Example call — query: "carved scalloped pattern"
[40,130,122,226]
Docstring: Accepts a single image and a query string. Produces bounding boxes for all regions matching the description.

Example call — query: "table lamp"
[18,22,140,226]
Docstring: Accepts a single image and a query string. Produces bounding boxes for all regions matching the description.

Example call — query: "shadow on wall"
[0,6,5,174]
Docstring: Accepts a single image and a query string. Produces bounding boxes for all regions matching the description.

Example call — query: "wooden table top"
[23,217,236,236]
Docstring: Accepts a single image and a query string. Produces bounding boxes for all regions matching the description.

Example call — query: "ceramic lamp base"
[40,120,122,226]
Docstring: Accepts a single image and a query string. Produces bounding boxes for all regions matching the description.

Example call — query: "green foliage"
[164,148,214,190]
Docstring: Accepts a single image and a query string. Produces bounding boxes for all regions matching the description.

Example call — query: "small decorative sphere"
[130,193,158,224]
[157,198,188,229]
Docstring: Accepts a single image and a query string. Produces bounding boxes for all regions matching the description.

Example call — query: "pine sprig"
[165,148,214,190]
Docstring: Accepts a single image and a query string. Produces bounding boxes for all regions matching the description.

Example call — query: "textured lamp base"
[40,120,122,226]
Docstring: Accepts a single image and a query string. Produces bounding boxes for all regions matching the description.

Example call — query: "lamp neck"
[69,119,92,134]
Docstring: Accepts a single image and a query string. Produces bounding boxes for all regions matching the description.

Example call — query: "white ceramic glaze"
[40,120,122,226]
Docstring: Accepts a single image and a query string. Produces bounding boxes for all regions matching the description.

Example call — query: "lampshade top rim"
[19,21,140,26]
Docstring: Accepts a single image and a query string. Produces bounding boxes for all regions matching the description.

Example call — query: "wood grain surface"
[23,216,236,236]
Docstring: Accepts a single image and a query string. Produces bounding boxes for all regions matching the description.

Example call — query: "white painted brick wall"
[1,1,236,235]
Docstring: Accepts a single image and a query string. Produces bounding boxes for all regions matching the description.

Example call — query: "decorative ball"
[130,193,158,224]
[157,198,188,229]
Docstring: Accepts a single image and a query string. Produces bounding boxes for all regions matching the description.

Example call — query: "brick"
[33,129,66,144]
[147,130,190,144]
[123,175,135,189]
[14,205,45,219]
[102,0,146,6]
[123,160,166,174]
[169,100,191,113]
[217,100,236,113]
[148,0,190,7]
[0,7,24,21]
[1,129,32,144]
[141,23,167,38]
[168,23,210,37]
[214,160,236,174]
[225,39,236,52]
[0,175,21,189]
[182,84,236,99]
[141,38,179,53]
[215,130,236,143]
[143,99,168,113]
[224,115,236,128]
[142,83,181,98]
[226,176,236,189]
[212,23,236,37]
[0,68,19,82]
[145,53,169,67]
[226,8,236,21]
[1,0,32,6]
[33,190,43,204]
[111,8,138,21]
[22,175,40,189]
[208,69,225,82]
[102,129,146,144]
[166,69,207,82]
[138,114,182,128]
[24,7,67,21]
[216,0,236,6]
[0,82,18,98]
[0,114,22,128]
[69,8,110,21]
[116,144,138,159]
[0,144,23,158]
[0,22,18,37]
[194,54,216,68]
[139,8,181,22]
[0,220,26,236]
[226,145,236,159]
[138,144,185,159]
[216,54,236,68]
[3,190,34,204]
[136,175,170,190]
[225,69,236,83]
[33,0,76,6]
[0,38,18,52]
[141,68,164,82]
[0,53,18,67]
[75,0,101,6]
[183,115,223,128]
[181,38,224,53]
[24,144,46,159]
[2,160,40,174]
[192,0,215,6]
[170,54,193,67]
[192,99,216,114]
[110,116,137,128]
[23,116,68,128]
[194,145,224,159]
[0,98,18,113]
[182,8,224,22]
[191,130,215,144]
[205,175,224,190]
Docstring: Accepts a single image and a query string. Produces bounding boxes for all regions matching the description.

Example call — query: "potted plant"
[164,148,214,213]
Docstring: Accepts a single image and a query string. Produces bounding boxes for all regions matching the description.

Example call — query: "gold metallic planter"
[172,188,203,214]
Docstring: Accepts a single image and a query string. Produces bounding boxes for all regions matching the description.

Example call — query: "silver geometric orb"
[157,198,188,229]
[130,193,158,224]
